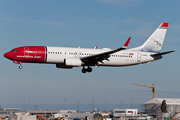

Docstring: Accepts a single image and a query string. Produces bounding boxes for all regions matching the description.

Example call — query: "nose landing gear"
[19,64,23,69]
[13,61,23,69]
[82,66,92,73]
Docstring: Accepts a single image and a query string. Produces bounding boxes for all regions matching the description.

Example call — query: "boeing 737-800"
[4,23,174,73]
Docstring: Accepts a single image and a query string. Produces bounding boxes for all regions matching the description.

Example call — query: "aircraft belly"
[140,54,156,63]
[101,57,137,66]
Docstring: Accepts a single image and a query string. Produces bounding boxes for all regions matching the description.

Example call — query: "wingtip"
[123,37,131,48]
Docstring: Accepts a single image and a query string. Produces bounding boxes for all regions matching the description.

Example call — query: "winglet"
[122,37,131,48]
[94,46,98,49]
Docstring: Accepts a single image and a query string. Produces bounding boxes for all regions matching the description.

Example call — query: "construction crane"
[132,83,155,99]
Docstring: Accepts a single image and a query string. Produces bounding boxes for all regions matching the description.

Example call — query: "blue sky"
[0,0,180,111]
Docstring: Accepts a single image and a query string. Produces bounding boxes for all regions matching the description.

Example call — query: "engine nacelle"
[56,63,73,69]
[64,58,82,67]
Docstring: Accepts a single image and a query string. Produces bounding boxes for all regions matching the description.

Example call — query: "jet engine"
[56,63,73,69]
[64,58,82,67]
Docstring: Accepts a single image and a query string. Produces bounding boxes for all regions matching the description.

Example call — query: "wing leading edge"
[81,37,131,65]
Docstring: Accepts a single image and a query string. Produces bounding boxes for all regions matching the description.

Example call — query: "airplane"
[4,23,174,73]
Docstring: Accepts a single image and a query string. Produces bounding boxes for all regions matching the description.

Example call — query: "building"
[143,98,180,119]
[0,108,22,120]
[113,109,138,117]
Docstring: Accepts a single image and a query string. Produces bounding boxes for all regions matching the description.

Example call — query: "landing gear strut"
[87,67,92,72]
[82,66,92,73]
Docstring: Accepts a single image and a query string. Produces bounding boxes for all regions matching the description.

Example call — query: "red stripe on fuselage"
[4,46,46,63]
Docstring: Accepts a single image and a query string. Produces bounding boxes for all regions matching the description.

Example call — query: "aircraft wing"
[80,37,131,65]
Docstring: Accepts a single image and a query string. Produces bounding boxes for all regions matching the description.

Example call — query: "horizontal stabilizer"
[150,50,175,57]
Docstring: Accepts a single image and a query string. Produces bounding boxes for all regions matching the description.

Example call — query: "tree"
[161,100,168,113]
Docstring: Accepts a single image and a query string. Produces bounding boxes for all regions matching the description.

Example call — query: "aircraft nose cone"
[4,52,8,58]
[4,52,11,59]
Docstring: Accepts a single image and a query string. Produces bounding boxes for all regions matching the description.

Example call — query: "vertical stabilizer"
[130,23,169,53]
[141,23,168,53]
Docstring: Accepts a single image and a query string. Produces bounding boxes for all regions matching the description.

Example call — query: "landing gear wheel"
[81,66,93,73]
[19,65,23,69]
[87,67,92,72]
[82,68,87,73]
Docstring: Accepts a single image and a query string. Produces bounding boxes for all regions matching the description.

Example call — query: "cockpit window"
[11,50,18,52]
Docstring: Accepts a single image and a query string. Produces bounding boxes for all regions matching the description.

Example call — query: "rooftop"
[145,98,180,105]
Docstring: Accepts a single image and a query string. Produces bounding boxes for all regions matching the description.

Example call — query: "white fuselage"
[46,46,157,67]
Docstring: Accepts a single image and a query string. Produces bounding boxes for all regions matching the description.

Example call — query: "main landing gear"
[82,66,92,73]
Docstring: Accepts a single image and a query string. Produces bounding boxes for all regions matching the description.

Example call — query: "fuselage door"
[24,47,29,56]
[137,53,141,62]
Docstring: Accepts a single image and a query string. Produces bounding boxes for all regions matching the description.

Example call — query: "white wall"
[17,115,36,120]
[113,109,138,117]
